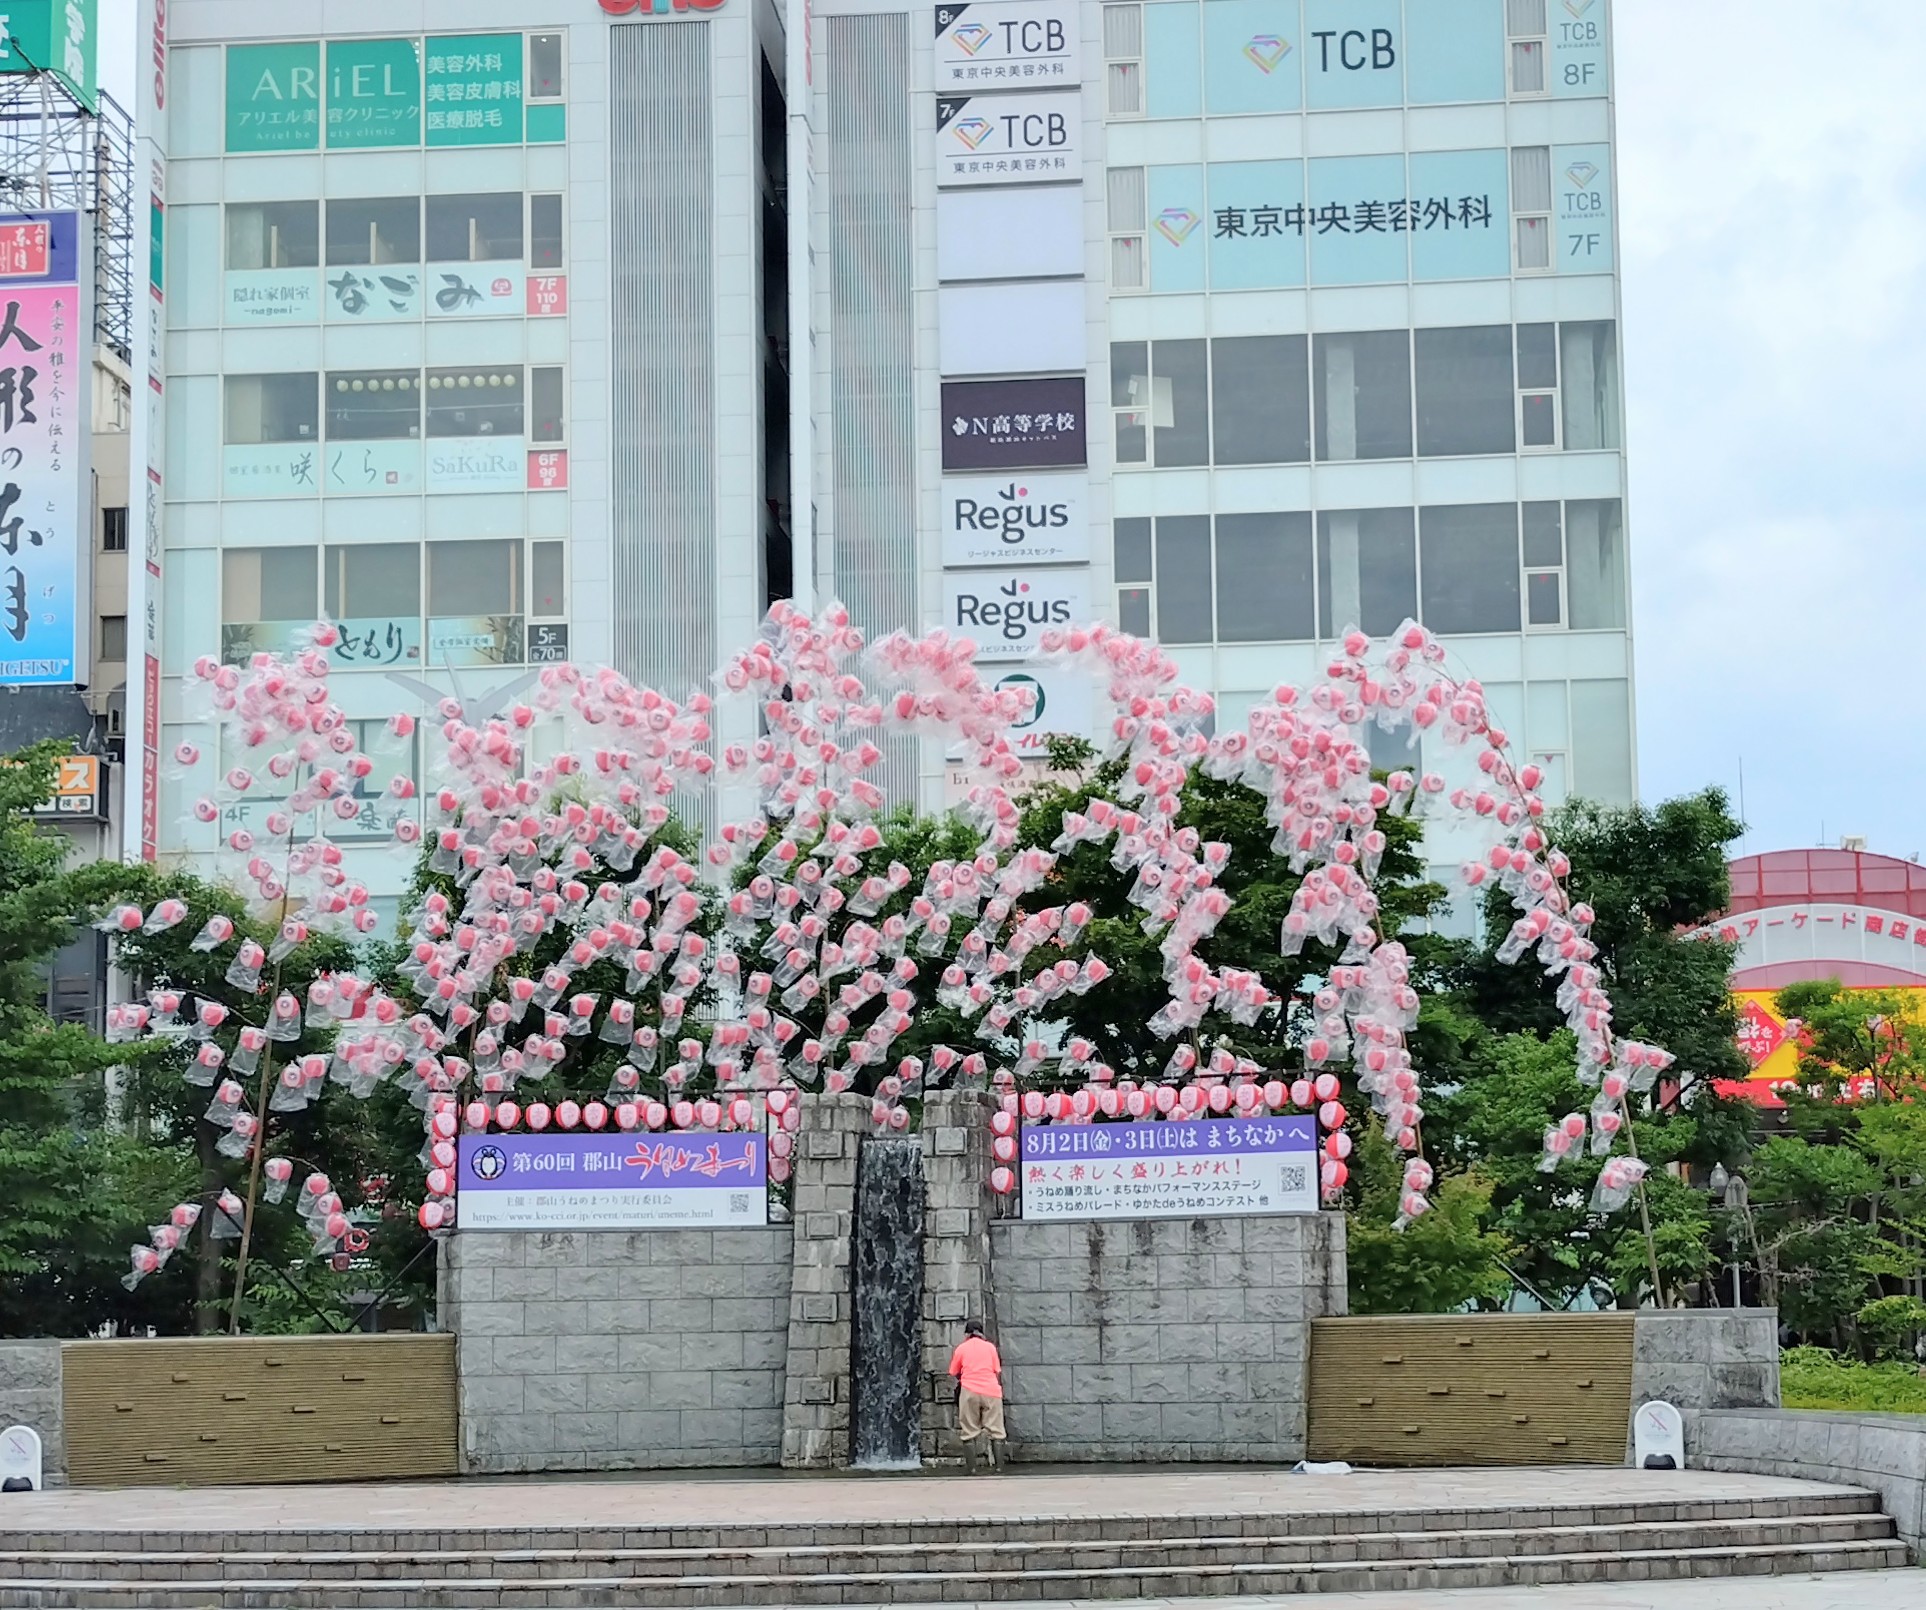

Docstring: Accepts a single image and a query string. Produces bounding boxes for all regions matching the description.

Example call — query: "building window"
[1508,0,1549,96]
[530,542,566,619]
[101,506,128,553]
[1103,5,1144,118]
[425,368,523,437]
[225,202,319,270]
[1107,168,1146,292]
[1414,326,1515,457]
[224,374,318,445]
[1566,499,1627,629]
[1314,331,1412,462]
[1215,512,1314,643]
[1112,341,1149,464]
[1153,515,1212,644]
[1512,147,1552,272]
[1212,336,1310,466]
[530,195,564,270]
[324,371,421,440]
[529,33,565,100]
[1111,341,1208,468]
[1523,501,1564,627]
[1560,322,1621,450]
[326,197,422,265]
[429,539,522,617]
[1115,518,1152,634]
[1419,504,1520,635]
[1517,323,1559,448]
[1317,510,1417,638]
[426,194,524,263]
[99,615,127,661]
[223,547,318,623]
[529,367,566,444]
[326,543,421,622]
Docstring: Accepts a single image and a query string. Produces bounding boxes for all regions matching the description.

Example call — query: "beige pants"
[958,1389,1007,1442]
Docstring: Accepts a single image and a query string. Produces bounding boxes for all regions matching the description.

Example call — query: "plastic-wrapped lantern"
[419,1201,446,1231]
[992,1134,1017,1163]
[583,1101,609,1131]
[1021,1090,1045,1120]
[615,1102,639,1131]
[556,1100,582,1130]
[989,1110,1016,1137]
[430,1109,458,1140]
[464,1101,489,1131]
[1313,1073,1341,1102]
[495,1100,521,1130]
[1318,1100,1347,1131]
[1291,1079,1313,1108]
[990,1167,1015,1195]
[526,1103,552,1131]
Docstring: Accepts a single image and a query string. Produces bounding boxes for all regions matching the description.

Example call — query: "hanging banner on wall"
[935,0,1079,88]
[0,272,80,685]
[456,1132,769,1230]
[1020,1118,1319,1220]
[935,91,1080,187]
[940,376,1086,471]
[940,472,1089,567]
[941,567,1091,661]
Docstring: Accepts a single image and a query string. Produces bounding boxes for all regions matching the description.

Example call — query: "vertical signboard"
[1553,144,1613,273]
[325,38,422,149]
[1551,0,1610,98]
[0,0,99,109]
[935,92,1080,187]
[934,0,1078,88]
[424,34,523,146]
[127,0,169,862]
[0,237,80,685]
[225,41,321,151]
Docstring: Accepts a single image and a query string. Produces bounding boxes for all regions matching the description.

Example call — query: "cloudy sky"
[94,3,1919,857]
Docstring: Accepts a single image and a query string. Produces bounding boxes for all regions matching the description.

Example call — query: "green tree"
[1346,1131,1512,1314]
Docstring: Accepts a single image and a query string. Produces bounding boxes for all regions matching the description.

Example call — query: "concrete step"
[0,1513,1899,1583]
[0,1540,1911,1607]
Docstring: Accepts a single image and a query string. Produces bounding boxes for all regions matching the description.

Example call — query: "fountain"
[849,1136,926,1468]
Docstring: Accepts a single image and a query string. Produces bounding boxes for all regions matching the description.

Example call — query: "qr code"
[1278,1166,1308,1194]
[730,1193,752,1215]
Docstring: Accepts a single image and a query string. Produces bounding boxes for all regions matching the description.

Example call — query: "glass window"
[326,198,421,266]
[1111,341,1148,465]
[1570,679,1634,803]
[1114,517,1152,584]
[226,202,319,269]
[1212,336,1310,466]
[1516,323,1557,389]
[1522,502,1563,567]
[1151,340,1209,467]
[1314,331,1412,461]
[1215,513,1314,642]
[1560,321,1621,450]
[1516,216,1550,271]
[224,375,318,445]
[1414,327,1515,457]
[1526,571,1562,626]
[326,544,421,620]
[1566,498,1627,629]
[324,371,421,441]
[1521,392,1557,448]
[425,368,524,437]
[102,507,128,553]
[1153,516,1212,644]
[99,615,127,660]
[429,540,522,617]
[529,33,564,99]
[426,194,524,262]
[1317,509,1417,638]
[1419,504,1520,634]
[530,195,564,270]
[530,367,566,444]
[223,547,317,623]
[530,542,565,618]
[1119,587,1151,636]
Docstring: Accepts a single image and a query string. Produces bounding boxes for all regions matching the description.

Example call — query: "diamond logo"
[950,117,993,150]
[950,23,992,55]
[1564,161,1599,189]
[1242,34,1292,73]
[1154,208,1200,245]
[1564,0,1596,17]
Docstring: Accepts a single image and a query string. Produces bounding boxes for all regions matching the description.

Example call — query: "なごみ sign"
[457,1132,768,1229]
[1020,1117,1318,1221]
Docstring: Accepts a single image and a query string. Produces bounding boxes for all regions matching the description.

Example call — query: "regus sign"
[940,473,1088,568]
[942,568,1091,661]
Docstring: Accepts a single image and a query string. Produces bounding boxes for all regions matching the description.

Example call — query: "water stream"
[850,1135,926,1468]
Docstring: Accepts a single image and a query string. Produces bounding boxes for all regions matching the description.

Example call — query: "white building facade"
[133,0,1632,921]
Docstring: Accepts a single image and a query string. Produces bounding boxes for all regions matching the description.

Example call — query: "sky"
[89,2,1926,858]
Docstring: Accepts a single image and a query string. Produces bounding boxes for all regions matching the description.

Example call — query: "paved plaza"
[903,1577,1924,1610]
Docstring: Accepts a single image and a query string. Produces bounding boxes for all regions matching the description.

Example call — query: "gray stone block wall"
[919,1090,998,1461]
[0,1341,63,1487]
[988,1212,1346,1463]
[1632,1309,1780,1414]
[1691,1408,1926,1561]
[442,1226,792,1473]
[781,1093,870,1468]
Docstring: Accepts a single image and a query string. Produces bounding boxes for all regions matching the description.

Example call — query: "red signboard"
[141,653,161,861]
[1735,1000,1786,1069]
[528,450,568,490]
[527,275,567,317]
[0,222,50,278]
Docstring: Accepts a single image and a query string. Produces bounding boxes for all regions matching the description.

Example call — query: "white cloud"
[1618,0,1926,857]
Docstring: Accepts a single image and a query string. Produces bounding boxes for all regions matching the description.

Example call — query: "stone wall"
[988,1212,1347,1462]
[780,1094,869,1468]
[0,1341,63,1487]
[919,1090,999,1461]
[1632,1309,1780,1413]
[441,1226,792,1473]
[1691,1408,1926,1561]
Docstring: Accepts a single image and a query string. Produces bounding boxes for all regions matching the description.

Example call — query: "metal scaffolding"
[0,70,136,362]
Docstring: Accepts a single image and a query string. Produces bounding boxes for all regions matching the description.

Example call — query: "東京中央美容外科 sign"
[457,1131,767,1230]
[1020,1118,1318,1220]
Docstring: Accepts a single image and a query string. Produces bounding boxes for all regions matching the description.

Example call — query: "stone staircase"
[0,1486,1910,1606]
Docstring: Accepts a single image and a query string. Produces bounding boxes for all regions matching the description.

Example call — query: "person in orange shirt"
[948,1318,1006,1471]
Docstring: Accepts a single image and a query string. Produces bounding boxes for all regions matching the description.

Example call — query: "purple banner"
[1020,1117,1318,1219]
[457,1132,768,1230]
[941,376,1087,471]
